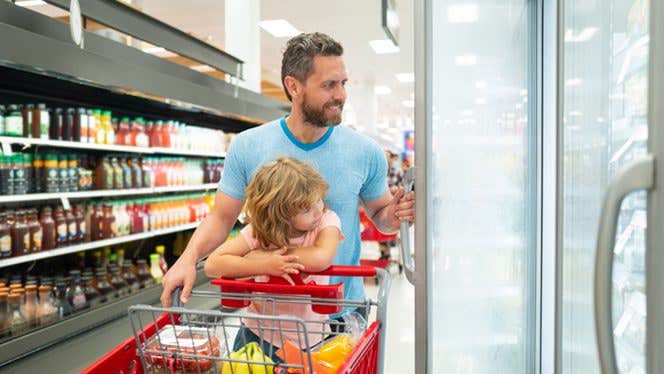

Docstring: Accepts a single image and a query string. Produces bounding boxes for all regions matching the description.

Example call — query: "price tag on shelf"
[60,197,71,211]
[1,142,13,156]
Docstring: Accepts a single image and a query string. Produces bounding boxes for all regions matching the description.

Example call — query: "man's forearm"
[370,204,398,234]
[181,214,235,263]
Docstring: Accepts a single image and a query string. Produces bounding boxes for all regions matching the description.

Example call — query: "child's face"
[291,199,325,232]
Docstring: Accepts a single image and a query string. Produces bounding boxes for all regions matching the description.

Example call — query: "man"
[161,32,414,310]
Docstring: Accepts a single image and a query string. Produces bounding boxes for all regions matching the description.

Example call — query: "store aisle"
[365,271,415,374]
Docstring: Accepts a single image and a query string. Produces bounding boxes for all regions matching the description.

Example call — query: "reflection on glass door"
[429,1,537,372]
[562,0,649,372]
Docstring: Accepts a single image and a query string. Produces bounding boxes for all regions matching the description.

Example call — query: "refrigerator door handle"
[594,154,655,374]
[400,167,416,285]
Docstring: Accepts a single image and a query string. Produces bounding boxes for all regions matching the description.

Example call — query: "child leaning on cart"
[204,157,344,361]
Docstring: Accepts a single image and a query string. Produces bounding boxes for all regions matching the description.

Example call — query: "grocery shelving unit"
[0,0,289,366]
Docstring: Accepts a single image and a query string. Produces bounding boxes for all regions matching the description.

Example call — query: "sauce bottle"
[12,154,27,195]
[122,260,139,294]
[53,207,68,247]
[135,259,153,288]
[73,205,86,243]
[155,245,168,275]
[94,157,114,190]
[33,154,44,193]
[57,155,69,192]
[0,213,11,258]
[53,281,73,318]
[61,108,74,141]
[26,209,42,253]
[68,155,79,192]
[101,204,116,239]
[109,267,128,298]
[39,207,56,251]
[110,157,123,190]
[149,254,163,283]
[94,269,114,303]
[0,155,12,195]
[49,108,62,140]
[23,154,33,194]
[64,209,77,244]
[90,204,103,241]
[22,285,38,328]
[66,270,87,311]
[7,293,27,336]
[37,285,56,326]
[10,211,29,257]
[5,105,23,137]
[44,154,59,193]
[81,275,100,308]
[22,104,34,138]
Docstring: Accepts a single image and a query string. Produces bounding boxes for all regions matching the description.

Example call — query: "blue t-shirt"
[218,117,388,314]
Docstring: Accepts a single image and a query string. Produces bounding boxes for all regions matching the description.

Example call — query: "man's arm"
[160,190,244,306]
[363,187,415,234]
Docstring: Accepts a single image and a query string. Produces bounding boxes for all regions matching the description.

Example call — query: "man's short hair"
[281,32,344,101]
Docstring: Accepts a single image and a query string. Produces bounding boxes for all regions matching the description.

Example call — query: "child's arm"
[204,236,305,279]
[247,227,341,273]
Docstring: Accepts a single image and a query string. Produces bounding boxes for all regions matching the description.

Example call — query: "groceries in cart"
[142,324,222,372]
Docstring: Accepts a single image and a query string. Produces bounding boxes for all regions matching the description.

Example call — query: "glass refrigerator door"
[562,0,649,372]
[418,0,539,372]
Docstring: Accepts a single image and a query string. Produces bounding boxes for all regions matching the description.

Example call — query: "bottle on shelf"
[64,208,77,244]
[0,155,12,195]
[149,253,163,284]
[39,206,56,251]
[68,155,79,192]
[5,105,23,137]
[13,154,27,195]
[21,104,34,138]
[101,110,115,145]
[0,292,9,337]
[22,285,38,328]
[10,211,30,257]
[155,245,168,275]
[7,293,27,336]
[57,155,69,192]
[0,213,11,258]
[23,154,34,194]
[44,154,59,193]
[135,259,153,288]
[86,109,97,144]
[73,205,86,243]
[67,270,87,311]
[53,280,74,318]
[48,108,62,140]
[122,260,139,294]
[77,108,87,143]
[26,209,42,253]
[36,285,56,326]
[33,154,44,194]
[116,117,130,146]
[81,275,100,308]
[53,206,68,248]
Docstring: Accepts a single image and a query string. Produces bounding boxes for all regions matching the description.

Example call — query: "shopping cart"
[359,209,402,278]
[83,265,391,374]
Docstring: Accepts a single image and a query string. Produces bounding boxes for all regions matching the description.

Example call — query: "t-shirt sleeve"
[359,143,389,201]
[318,210,345,241]
[239,224,259,249]
[218,136,248,200]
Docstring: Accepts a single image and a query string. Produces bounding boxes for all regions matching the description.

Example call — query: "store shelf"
[151,147,226,158]
[0,183,218,204]
[152,183,217,194]
[0,267,209,367]
[0,136,226,158]
[0,222,199,268]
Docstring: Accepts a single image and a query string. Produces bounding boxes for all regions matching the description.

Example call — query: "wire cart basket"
[82,265,391,374]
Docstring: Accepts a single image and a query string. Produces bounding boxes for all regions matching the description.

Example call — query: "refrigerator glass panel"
[562,0,649,372]
[430,0,537,372]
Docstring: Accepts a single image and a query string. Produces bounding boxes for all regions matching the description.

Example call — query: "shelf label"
[60,197,71,211]
[1,142,12,156]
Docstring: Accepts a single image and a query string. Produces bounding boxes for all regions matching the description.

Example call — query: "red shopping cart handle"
[210,265,377,314]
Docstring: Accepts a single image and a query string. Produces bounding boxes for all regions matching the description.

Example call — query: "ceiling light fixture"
[395,73,415,83]
[369,39,400,54]
[455,55,477,66]
[374,85,392,95]
[258,19,300,38]
[447,4,478,23]
[15,0,46,6]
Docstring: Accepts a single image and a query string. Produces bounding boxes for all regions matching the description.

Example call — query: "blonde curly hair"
[244,157,329,248]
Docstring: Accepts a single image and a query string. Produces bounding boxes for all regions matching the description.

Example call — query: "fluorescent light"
[447,4,478,23]
[258,19,300,38]
[569,110,583,116]
[565,27,599,43]
[565,78,583,86]
[369,39,400,54]
[142,46,166,54]
[475,98,486,105]
[16,0,46,6]
[374,85,392,95]
[455,55,477,66]
[395,73,415,83]
[475,80,487,89]
[401,100,415,108]
[191,65,215,72]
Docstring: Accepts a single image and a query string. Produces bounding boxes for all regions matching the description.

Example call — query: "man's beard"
[301,94,344,128]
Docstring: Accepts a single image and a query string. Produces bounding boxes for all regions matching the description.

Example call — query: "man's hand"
[256,247,305,286]
[388,186,415,230]
[160,255,197,307]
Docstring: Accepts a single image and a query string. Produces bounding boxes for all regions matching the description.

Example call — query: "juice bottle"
[101,111,115,145]
[87,109,97,144]
[101,204,116,239]
[149,121,162,148]
[94,157,114,190]
[149,254,163,283]
[110,157,123,190]
[116,117,131,146]
[134,118,149,148]
[160,121,172,148]
[155,245,168,275]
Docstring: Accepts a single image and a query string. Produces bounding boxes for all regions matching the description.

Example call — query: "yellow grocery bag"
[221,342,274,374]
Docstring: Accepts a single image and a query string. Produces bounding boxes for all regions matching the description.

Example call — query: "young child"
[204,157,344,360]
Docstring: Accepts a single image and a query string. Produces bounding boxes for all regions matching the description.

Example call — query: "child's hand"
[261,247,305,286]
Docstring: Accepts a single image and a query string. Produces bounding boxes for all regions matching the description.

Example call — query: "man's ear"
[284,76,301,100]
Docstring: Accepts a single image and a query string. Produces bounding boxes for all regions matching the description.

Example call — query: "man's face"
[298,55,348,127]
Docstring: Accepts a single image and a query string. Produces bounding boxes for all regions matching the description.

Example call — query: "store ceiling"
[24,0,414,149]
